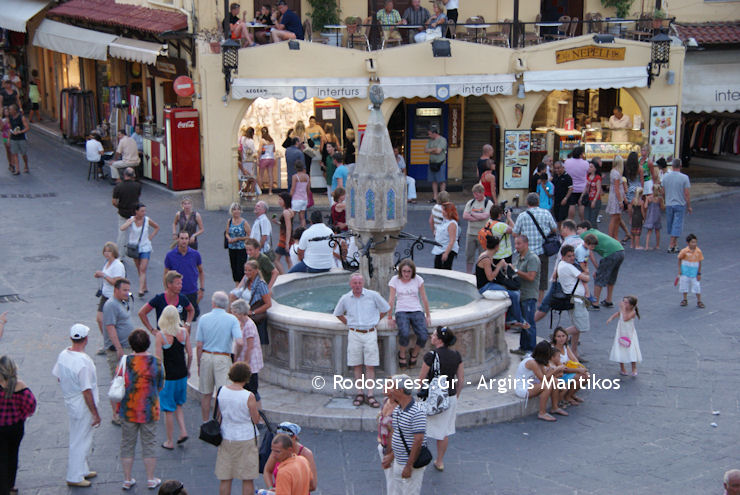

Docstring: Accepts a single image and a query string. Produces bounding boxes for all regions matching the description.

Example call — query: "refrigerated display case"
[142,107,202,191]
[554,129,581,161]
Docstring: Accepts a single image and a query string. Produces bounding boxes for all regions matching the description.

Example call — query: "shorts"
[395,311,428,347]
[538,254,550,291]
[138,250,151,260]
[243,372,261,402]
[594,251,624,287]
[553,203,569,222]
[428,163,447,183]
[215,438,259,481]
[347,329,380,367]
[275,246,289,257]
[97,295,109,313]
[643,179,654,196]
[679,275,701,294]
[105,347,131,377]
[665,205,686,237]
[465,234,482,264]
[199,352,231,395]
[121,421,157,458]
[292,199,307,212]
[560,373,576,383]
[568,192,582,205]
[31,102,39,110]
[568,300,590,332]
[258,158,275,169]
[160,377,188,412]
[9,139,27,155]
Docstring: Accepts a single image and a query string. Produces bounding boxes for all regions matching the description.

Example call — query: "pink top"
[237,318,264,374]
[292,177,308,201]
[388,274,424,313]
[564,158,589,193]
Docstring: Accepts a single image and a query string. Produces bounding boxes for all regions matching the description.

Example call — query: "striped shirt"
[513,207,557,256]
[391,400,427,465]
[402,6,430,27]
[431,204,444,233]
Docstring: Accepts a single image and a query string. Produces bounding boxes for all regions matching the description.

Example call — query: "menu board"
[648,105,678,162]
[503,130,531,189]
[584,142,641,161]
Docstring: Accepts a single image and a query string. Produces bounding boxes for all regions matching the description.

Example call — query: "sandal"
[409,350,419,367]
[398,351,408,369]
[680,299,688,307]
[697,301,705,309]
[366,396,380,408]
[552,408,569,416]
[147,478,162,489]
[352,394,365,406]
[122,478,136,490]
[538,413,556,422]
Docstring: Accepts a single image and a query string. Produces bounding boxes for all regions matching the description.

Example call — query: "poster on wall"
[503,130,531,189]
[648,105,678,162]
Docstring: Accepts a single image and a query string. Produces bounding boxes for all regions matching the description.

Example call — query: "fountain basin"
[262,267,511,395]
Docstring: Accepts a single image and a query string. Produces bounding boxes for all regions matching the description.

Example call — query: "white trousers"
[109,160,139,179]
[406,176,417,200]
[66,401,94,482]
[378,444,392,495]
[389,460,426,495]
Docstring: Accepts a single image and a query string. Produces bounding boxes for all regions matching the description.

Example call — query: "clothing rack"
[681,114,740,158]
[59,88,98,140]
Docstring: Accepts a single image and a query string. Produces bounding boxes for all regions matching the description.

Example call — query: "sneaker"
[588,304,600,311]
[601,300,614,308]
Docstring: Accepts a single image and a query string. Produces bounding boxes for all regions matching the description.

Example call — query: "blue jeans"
[537,283,555,313]
[479,282,525,324]
[666,205,686,237]
[519,299,537,352]
[288,261,330,274]
[395,311,428,347]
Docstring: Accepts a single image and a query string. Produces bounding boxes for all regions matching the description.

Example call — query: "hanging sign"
[556,45,625,64]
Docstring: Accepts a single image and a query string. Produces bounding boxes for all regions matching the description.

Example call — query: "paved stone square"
[0,130,739,494]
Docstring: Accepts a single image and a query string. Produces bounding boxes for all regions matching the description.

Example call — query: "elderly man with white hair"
[250,201,274,257]
[333,273,390,409]
[52,324,101,487]
[726,469,740,495]
[196,291,243,422]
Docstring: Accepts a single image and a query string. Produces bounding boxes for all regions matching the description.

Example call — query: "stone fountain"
[260,86,511,397]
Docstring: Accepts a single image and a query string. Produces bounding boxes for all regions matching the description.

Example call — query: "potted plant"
[652,8,667,29]
[307,0,342,45]
[601,0,634,19]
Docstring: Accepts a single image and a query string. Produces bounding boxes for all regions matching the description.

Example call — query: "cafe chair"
[568,17,579,37]
[520,13,542,45]
[591,13,605,34]
[549,15,571,40]
[626,14,652,41]
[485,19,511,47]
[303,19,328,43]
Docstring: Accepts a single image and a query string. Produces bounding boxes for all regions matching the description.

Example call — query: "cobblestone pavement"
[1,130,739,494]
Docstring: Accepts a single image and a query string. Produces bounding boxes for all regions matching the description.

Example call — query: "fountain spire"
[346,85,407,299]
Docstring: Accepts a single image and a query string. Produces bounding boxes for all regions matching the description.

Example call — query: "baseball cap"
[277,0,287,5]
[276,422,301,437]
[70,324,90,339]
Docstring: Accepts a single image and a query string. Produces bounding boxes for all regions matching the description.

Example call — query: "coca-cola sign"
[177,121,195,129]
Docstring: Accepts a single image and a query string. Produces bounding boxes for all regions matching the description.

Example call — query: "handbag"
[550,279,580,312]
[258,410,275,473]
[125,217,146,259]
[526,210,561,257]
[495,264,521,291]
[398,424,433,469]
[199,386,223,446]
[423,351,450,416]
[107,355,127,401]
[249,291,268,324]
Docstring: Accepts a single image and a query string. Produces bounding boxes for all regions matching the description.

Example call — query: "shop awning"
[109,38,167,65]
[0,0,50,32]
[32,19,117,61]
[523,66,648,92]
[379,74,515,100]
[231,78,369,101]
[48,0,187,34]
[682,54,740,113]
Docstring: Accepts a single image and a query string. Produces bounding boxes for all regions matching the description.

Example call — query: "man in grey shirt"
[662,159,692,253]
[102,278,134,424]
[401,0,430,42]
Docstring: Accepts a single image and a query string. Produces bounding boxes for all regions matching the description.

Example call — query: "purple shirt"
[564,158,589,193]
[164,247,202,294]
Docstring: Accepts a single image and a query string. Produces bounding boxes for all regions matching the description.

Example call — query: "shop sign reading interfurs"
[556,46,625,64]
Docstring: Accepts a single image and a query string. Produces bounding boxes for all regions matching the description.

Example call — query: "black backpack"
[258,410,275,473]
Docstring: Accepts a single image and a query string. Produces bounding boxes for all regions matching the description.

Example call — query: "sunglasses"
[276,427,296,437]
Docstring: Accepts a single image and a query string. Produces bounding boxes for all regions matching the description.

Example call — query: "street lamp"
[222,39,240,94]
[647,28,671,87]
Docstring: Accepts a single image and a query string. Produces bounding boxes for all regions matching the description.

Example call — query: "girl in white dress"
[607,295,642,376]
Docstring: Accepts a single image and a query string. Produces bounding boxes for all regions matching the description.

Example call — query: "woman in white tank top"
[512,341,569,422]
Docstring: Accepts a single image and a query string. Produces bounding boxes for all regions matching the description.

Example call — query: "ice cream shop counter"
[142,107,202,191]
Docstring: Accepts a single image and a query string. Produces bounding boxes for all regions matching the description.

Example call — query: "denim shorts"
[665,205,685,237]
[138,250,151,260]
[428,163,447,183]
[395,311,428,347]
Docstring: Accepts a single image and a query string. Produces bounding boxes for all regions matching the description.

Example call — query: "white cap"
[70,324,90,339]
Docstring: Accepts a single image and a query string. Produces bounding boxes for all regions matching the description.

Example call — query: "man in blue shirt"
[164,231,204,319]
[271,0,304,42]
[331,153,348,192]
[195,291,242,421]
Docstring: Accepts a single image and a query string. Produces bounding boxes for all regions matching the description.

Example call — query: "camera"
[95,288,103,298]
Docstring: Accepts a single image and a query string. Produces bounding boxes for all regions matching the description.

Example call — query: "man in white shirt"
[250,201,273,255]
[556,245,590,358]
[85,133,104,178]
[288,210,334,273]
[333,273,391,408]
[52,324,101,488]
[608,106,631,143]
[110,129,141,182]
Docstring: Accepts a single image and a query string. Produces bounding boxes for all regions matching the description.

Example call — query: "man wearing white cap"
[52,324,101,488]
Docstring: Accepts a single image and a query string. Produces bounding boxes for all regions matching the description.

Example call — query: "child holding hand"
[607,295,642,376]
[642,184,665,250]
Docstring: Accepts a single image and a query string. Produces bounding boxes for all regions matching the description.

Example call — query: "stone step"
[188,332,540,431]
